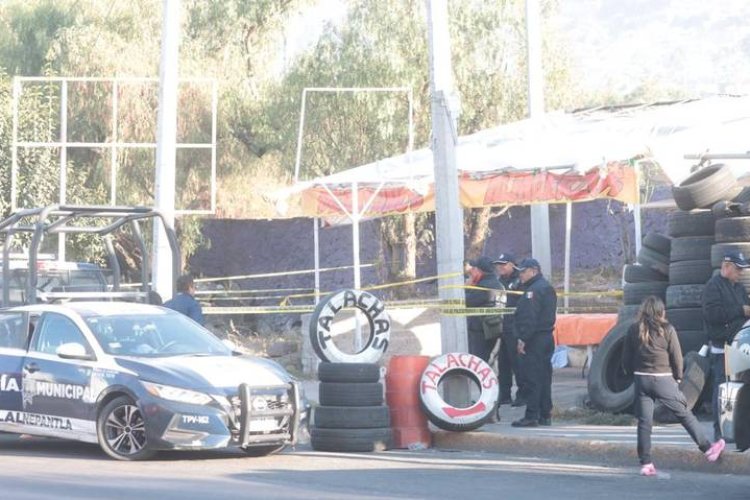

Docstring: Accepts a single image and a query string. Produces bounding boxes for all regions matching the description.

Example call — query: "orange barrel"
[385,355,432,449]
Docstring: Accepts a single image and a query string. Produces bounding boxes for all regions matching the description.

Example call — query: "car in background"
[0,302,303,460]
[0,256,109,306]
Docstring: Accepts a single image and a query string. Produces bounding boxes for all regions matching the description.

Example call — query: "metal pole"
[313,217,320,304]
[564,202,572,312]
[11,79,19,211]
[633,161,643,257]
[526,0,551,275]
[111,80,119,205]
[426,0,467,354]
[293,89,308,183]
[351,181,363,352]
[152,0,181,300]
[59,80,68,261]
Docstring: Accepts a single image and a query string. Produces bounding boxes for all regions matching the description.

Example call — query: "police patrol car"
[0,302,303,460]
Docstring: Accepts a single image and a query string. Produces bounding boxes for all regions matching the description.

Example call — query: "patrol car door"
[0,311,30,430]
[22,312,97,438]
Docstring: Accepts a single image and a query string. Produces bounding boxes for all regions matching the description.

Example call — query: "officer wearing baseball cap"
[511,257,557,427]
[702,250,750,440]
[492,252,527,407]
[465,256,503,362]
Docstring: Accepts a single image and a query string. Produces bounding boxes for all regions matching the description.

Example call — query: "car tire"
[636,247,670,275]
[243,444,286,456]
[623,264,667,283]
[97,395,155,461]
[308,289,390,364]
[715,217,750,243]
[317,362,381,383]
[665,308,704,332]
[313,405,390,429]
[623,282,668,305]
[318,382,384,407]
[668,260,714,285]
[642,232,671,257]
[653,352,710,423]
[672,164,738,211]
[310,427,392,452]
[419,353,499,432]
[667,210,715,238]
[666,285,705,309]
[587,322,635,413]
[711,242,750,268]
[669,237,714,262]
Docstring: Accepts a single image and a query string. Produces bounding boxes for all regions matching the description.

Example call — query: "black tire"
[711,199,743,220]
[623,264,667,283]
[666,284,705,309]
[735,384,750,452]
[654,352,710,423]
[669,237,714,262]
[636,247,670,275]
[716,217,750,243]
[672,164,738,211]
[310,427,392,452]
[711,243,750,268]
[243,445,286,456]
[309,289,390,364]
[642,232,671,257]
[318,382,384,407]
[622,282,668,305]
[617,304,641,324]
[665,308,704,332]
[318,363,381,383]
[97,396,155,461]
[587,322,635,413]
[734,186,750,204]
[676,329,707,355]
[668,260,714,285]
[668,210,715,238]
[313,405,390,429]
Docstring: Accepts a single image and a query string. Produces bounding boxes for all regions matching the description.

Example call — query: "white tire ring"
[419,353,499,431]
[309,289,390,363]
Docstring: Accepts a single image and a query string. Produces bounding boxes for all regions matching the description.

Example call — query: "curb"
[433,430,750,475]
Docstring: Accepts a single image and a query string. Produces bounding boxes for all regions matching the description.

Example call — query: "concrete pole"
[426,0,468,354]
[153,0,181,300]
[526,0,552,276]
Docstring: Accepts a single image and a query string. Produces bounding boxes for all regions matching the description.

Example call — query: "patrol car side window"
[0,312,28,349]
[30,313,92,356]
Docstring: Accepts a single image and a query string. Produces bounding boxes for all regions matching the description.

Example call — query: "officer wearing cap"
[511,257,557,427]
[465,256,503,362]
[492,252,527,406]
[702,250,750,440]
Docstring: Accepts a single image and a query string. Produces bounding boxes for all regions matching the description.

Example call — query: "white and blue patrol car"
[0,302,303,460]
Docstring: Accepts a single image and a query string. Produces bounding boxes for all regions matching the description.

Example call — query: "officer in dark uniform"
[511,258,557,427]
[702,251,750,440]
[465,256,503,362]
[492,252,527,406]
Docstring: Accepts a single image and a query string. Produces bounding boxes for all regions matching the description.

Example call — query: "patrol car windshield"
[84,311,231,357]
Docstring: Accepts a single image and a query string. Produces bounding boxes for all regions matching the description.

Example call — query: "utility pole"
[526,0,552,275]
[153,0,181,300]
[425,0,468,354]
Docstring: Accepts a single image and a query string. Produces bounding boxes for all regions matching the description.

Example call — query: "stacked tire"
[310,363,393,452]
[589,165,741,414]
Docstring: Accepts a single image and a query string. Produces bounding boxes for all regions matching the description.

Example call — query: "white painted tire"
[309,289,390,363]
[419,353,499,431]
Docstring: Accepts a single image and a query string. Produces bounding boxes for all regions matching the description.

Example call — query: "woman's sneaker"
[705,439,725,462]
[640,463,657,476]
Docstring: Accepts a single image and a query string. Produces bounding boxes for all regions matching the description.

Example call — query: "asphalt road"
[1,436,747,500]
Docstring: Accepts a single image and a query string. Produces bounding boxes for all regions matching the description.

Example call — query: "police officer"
[465,256,503,362]
[702,251,750,440]
[511,258,557,427]
[492,252,527,406]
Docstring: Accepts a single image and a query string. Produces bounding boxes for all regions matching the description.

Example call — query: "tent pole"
[352,181,363,352]
[564,202,572,313]
[633,162,643,257]
[313,217,320,304]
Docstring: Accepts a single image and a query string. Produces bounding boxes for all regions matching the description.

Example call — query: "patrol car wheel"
[97,396,154,461]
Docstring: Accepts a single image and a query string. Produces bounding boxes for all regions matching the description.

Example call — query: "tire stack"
[310,362,393,452]
[588,165,741,414]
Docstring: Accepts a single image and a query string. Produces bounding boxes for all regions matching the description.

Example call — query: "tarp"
[276,95,750,220]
